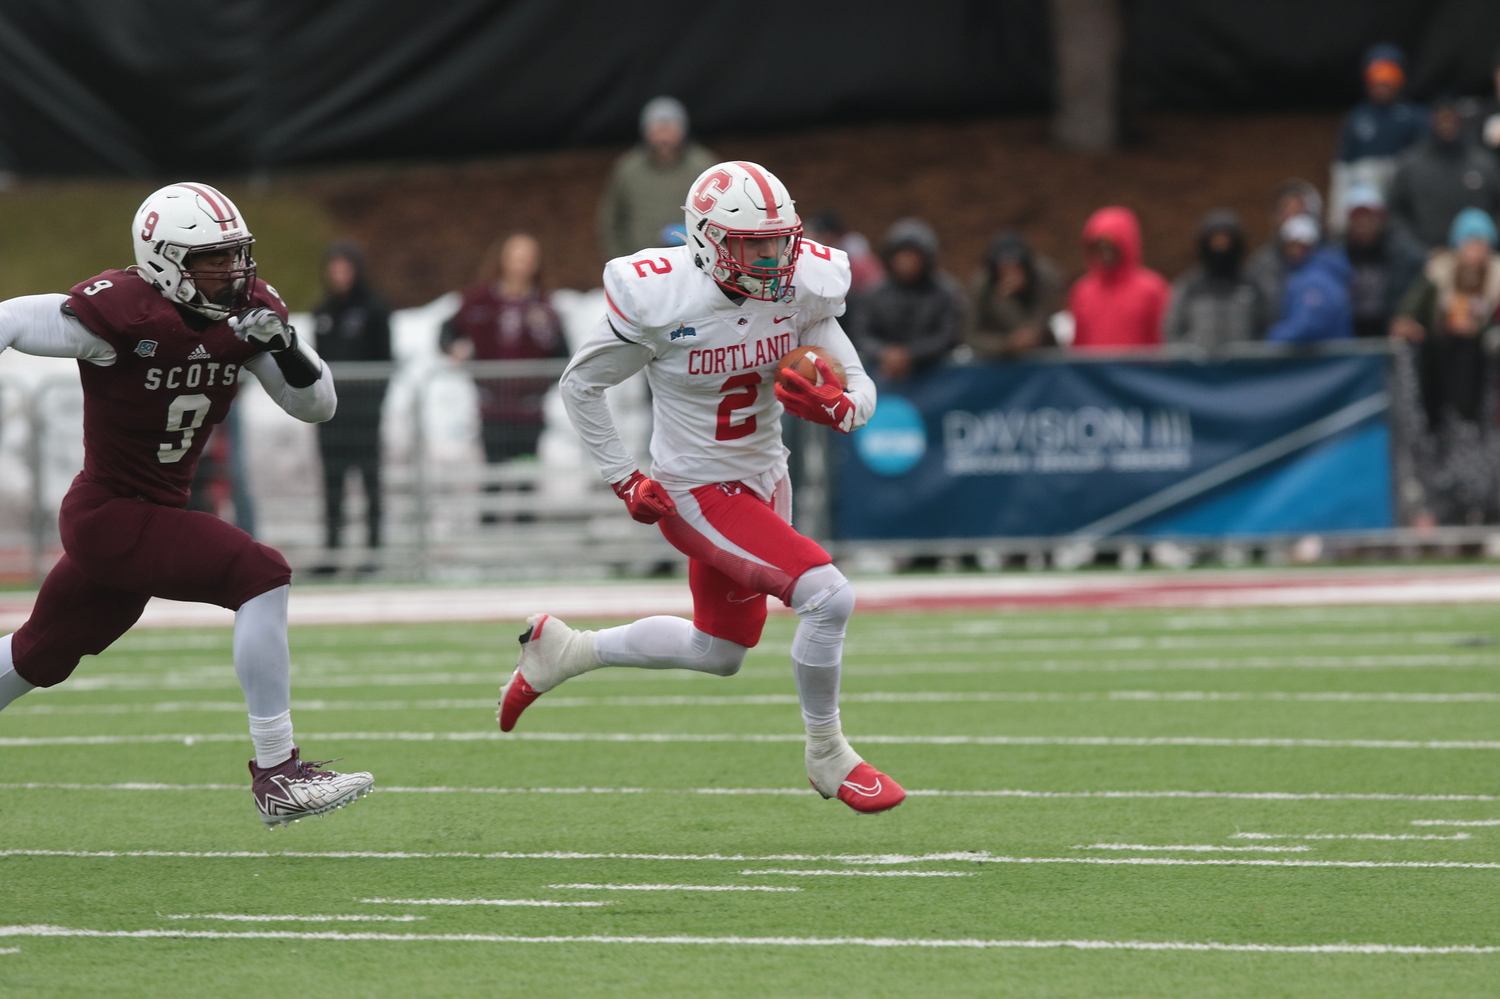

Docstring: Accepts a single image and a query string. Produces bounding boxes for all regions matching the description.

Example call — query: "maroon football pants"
[11,476,291,687]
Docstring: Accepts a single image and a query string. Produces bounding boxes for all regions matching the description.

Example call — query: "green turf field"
[3,602,1500,997]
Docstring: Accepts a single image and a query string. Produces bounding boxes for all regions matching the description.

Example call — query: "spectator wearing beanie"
[1392,208,1500,425]
[1067,206,1170,349]
[1337,182,1427,338]
[1459,46,1500,154]
[597,97,716,259]
[1388,95,1500,250]
[1330,44,1428,234]
[850,218,965,380]
[964,232,1064,359]
[1266,215,1354,342]
[1247,179,1325,320]
[1164,209,1269,349]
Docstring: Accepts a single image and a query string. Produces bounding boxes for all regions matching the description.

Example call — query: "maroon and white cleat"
[498,613,598,732]
[249,748,373,828]
[833,761,907,813]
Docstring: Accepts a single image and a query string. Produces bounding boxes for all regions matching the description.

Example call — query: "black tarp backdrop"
[0,0,1497,177]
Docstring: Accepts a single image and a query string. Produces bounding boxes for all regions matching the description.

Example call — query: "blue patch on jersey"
[669,325,697,341]
[134,340,158,358]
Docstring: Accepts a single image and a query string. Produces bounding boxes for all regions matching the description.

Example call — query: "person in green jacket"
[597,97,716,260]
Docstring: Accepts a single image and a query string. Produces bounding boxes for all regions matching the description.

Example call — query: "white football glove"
[230,308,295,352]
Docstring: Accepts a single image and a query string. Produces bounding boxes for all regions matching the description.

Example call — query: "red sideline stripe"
[733,162,780,221]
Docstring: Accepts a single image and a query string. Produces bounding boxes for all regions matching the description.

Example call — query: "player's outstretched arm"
[559,316,654,484]
[243,344,337,423]
[0,294,117,366]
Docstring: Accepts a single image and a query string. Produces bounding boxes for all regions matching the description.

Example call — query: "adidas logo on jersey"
[187,344,211,360]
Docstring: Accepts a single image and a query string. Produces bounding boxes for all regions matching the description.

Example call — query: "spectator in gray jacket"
[850,219,964,381]
[597,97,716,259]
[1388,96,1500,249]
[1165,210,1269,349]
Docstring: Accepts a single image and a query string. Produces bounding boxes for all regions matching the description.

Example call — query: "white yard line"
[1233,832,1472,841]
[14,690,1500,715]
[358,898,610,907]
[161,914,424,922]
[1077,843,1311,853]
[0,948,18,954]
[9,731,1500,750]
[1412,819,1500,826]
[0,924,1496,954]
[546,884,802,892]
[739,870,977,877]
[4,784,1500,802]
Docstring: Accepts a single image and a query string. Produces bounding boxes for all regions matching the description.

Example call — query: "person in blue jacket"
[1338,44,1427,164]
[1265,215,1354,342]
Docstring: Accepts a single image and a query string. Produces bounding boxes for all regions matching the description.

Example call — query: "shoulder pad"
[792,240,852,321]
[602,245,698,341]
[249,278,291,320]
[65,269,169,340]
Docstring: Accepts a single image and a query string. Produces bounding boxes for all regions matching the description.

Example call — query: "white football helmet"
[684,160,802,301]
[131,182,256,321]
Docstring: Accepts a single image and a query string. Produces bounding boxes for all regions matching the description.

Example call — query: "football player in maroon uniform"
[0,182,374,827]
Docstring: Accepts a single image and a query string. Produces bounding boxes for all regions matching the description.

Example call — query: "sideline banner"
[834,353,1393,540]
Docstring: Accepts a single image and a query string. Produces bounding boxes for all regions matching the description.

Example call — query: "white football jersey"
[595,240,873,492]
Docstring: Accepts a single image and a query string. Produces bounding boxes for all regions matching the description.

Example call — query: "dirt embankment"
[295,113,1343,308]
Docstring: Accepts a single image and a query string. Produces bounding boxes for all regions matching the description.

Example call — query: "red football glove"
[774,357,856,433]
[612,470,677,524]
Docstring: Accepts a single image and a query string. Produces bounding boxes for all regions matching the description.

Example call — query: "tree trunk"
[1049,0,1124,152]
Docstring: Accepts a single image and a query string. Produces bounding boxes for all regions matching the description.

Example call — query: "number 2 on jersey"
[158,393,210,464]
[716,373,760,441]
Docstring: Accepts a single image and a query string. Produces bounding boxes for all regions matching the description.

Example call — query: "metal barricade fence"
[1,341,1493,585]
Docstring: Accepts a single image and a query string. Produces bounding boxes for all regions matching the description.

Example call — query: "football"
[774,345,848,389]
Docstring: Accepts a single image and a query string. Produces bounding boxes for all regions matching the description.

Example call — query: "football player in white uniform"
[497,160,905,812]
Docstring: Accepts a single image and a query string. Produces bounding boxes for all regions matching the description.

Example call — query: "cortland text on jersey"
[64,268,287,505]
[684,331,793,376]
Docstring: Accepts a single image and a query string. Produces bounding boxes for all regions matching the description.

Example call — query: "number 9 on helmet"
[131,182,257,321]
[683,161,802,302]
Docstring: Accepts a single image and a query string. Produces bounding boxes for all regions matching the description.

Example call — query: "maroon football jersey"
[65,269,289,507]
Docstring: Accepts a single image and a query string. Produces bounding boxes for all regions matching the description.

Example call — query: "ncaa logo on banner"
[855,396,927,476]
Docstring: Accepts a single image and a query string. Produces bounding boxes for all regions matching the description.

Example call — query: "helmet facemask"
[173,239,257,320]
[705,225,802,302]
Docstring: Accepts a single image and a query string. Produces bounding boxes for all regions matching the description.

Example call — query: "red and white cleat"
[498,613,598,732]
[833,761,906,813]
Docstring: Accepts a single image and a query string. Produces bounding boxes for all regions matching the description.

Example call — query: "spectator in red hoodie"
[1068,207,1171,349]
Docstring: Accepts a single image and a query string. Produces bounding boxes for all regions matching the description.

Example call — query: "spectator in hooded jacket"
[805,210,884,293]
[849,218,964,380]
[1246,179,1325,320]
[1388,96,1500,250]
[1391,208,1500,427]
[1164,210,1269,349]
[1067,206,1170,349]
[597,97,716,259]
[313,242,392,553]
[964,231,1064,359]
[1265,215,1354,342]
[1337,182,1428,338]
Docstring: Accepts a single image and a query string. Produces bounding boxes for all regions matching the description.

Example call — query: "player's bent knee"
[792,564,854,626]
[692,630,747,677]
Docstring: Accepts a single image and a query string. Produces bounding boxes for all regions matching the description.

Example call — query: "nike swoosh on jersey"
[773,314,796,324]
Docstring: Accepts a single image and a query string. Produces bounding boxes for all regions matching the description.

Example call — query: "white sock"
[595,616,746,676]
[235,586,294,767]
[249,710,295,770]
[0,635,36,712]
[805,720,862,797]
[790,565,854,730]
